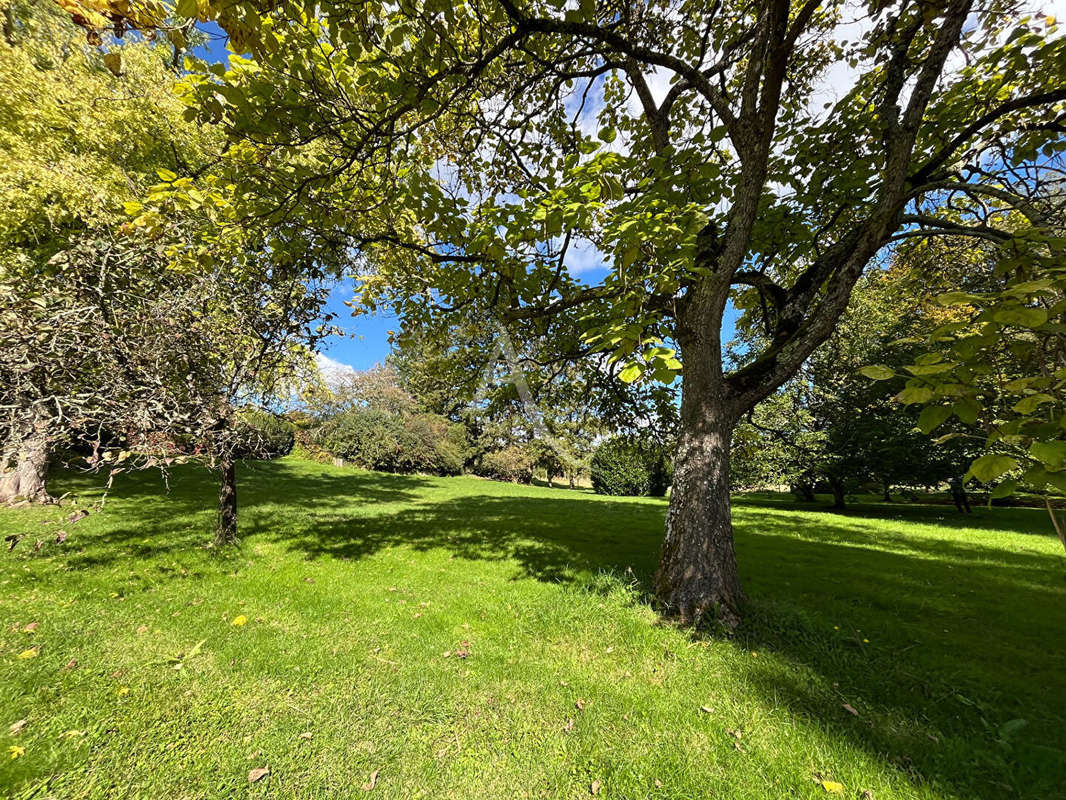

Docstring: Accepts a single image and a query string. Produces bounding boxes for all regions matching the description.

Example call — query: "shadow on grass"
[43,459,1066,798]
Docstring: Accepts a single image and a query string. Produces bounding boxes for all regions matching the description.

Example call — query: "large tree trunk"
[0,434,51,504]
[829,477,846,509]
[655,327,744,629]
[215,458,238,546]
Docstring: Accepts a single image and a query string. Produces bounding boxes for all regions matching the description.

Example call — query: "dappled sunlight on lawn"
[1,457,1063,799]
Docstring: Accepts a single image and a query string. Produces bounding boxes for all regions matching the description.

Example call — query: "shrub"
[475,444,535,483]
[590,435,672,496]
[315,408,466,475]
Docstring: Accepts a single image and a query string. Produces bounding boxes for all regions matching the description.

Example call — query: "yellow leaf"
[103,51,122,77]
[821,780,845,794]
[8,745,25,759]
[231,615,247,626]
[18,647,39,659]
[117,686,130,696]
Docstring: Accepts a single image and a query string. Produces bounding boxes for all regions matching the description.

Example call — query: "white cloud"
[315,352,357,389]
[563,237,609,276]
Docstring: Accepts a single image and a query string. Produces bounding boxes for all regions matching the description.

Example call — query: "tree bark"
[829,477,846,509]
[655,317,744,629]
[215,458,238,546]
[0,434,51,504]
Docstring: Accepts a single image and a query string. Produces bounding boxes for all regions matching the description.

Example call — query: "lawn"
[1,457,1064,800]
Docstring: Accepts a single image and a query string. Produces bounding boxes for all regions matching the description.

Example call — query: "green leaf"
[859,365,894,381]
[618,363,643,383]
[905,362,954,376]
[175,0,198,18]
[935,291,982,306]
[992,307,1048,328]
[989,479,1018,499]
[1004,377,1036,393]
[966,454,1019,483]
[917,405,952,434]
[896,385,934,405]
[952,396,982,425]
[1012,393,1054,415]
[1029,440,1066,469]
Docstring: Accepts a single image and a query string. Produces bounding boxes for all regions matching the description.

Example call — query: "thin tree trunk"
[882,478,892,503]
[1044,497,1066,555]
[793,482,816,502]
[0,433,50,504]
[655,336,744,629]
[215,458,238,546]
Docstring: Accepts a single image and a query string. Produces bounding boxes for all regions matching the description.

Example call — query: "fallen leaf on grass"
[56,530,68,544]
[136,625,148,634]
[590,778,601,795]
[821,780,844,794]
[18,647,39,659]
[563,718,574,732]
[299,732,313,740]
[231,615,247,626]
[116,687,130,696]
[68,510,89,524]
[9,719,26,735]
[575,698,587,711]
[248,766,270,783]
[362,769,379,791]
[22,622,38,632]
[699,705,714,714]
[60,730,84,739]
[8,745,25,759]
[63,658,77,670]
[842,703,859,716]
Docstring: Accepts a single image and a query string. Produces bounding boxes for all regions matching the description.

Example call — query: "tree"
[732,266,981,505]
[0,3,216,502]
[389,310,677,485]
[39,219,331,544]
[135,0,1066,625]
[730,384,826,498]
[868,184,1066,551]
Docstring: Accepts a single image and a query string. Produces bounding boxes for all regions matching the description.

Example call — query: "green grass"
[1,457,1064,800]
